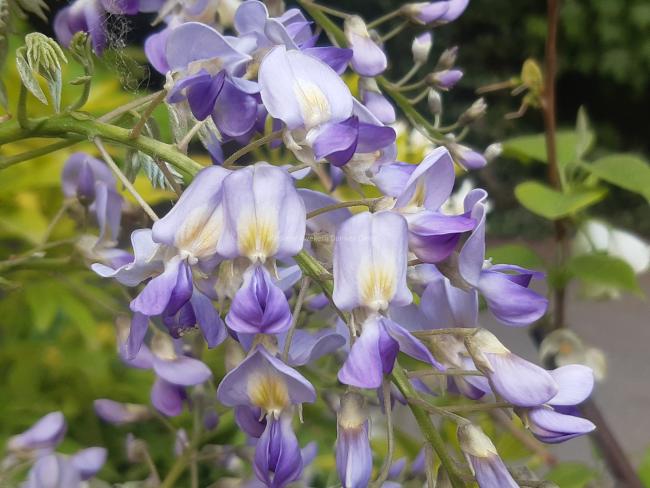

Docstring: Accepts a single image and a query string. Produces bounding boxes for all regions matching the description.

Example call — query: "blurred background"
[1,0,649,486]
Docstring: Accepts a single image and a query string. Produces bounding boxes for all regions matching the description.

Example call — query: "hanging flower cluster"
[3,0,599,487]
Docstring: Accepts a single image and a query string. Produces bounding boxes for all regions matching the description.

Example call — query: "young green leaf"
[514,181,607,220]
[583,154,650,203]
[568,253,642,296]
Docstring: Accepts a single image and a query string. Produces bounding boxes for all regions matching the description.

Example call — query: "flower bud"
[430,69,463,90]
[484,142,503,162]
[451,144,487,170]
[459,97,487,125]
[411,32,433,64]
[402,2,450,24]
[427,89,442,115]
[344,15,387,77]
[436,46,458,71]
[457,424,518,487]
[336,392,372,488]
[94,399,150,425]
[8,412,66,454]
[125,433,148,463]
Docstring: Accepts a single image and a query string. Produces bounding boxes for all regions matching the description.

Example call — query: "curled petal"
[151,378,185,417]
[152,355,212,386]
[217,346,315,408]
[486,352,558,407]
[548,365,594,406]
[405,211,476,263]
[94,399,149,425]
[527,407,596,444]
[70,447,107,480]
[478,268,548,326]
[8,412,66,452]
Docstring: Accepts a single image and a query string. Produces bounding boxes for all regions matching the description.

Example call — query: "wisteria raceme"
[0,0,601,487]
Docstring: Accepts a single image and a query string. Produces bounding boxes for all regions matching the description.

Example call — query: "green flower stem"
[297,0,347,46]
[222,129,283,168]
[0,113,203,179]
[391,365,468,488]
[128,89,167,139]
[0,139,81,169]
[305,198,377,220]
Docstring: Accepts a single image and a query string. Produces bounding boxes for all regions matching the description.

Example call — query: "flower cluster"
[37,0,600,486]
[2,412,106,487]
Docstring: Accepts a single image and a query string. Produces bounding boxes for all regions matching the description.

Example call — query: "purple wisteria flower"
[217,345,316,487]
[336,392,372,488]
[333,211,411,312]
[403,0,470,24]
[122,333,212,416]
[359,77,396,125]
[94,399,150,425]
[521,365,596,443]
[344,16,387,77]
[459,188,548,326]
[374,147,477,263]
[7,412,106,488]
[466,329,558,407]
[338,314,442,389]
[226,264,293,335]
[217,163,306,263]
[458,423,518,488]
[7,412,66,454]
[61,152,123,244]
[93,165,230,356]
[259,46,394,167]
[23,449,106,488]
[54,0,162,53]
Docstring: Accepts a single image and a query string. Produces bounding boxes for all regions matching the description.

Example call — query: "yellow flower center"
[248,372,290,415]
[360,265,396,311]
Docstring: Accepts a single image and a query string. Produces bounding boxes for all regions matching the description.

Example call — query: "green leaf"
[16,52,47,105]
[487,244,545,269]
[583,154,650,203]
[568,253,642,295]
[514,181,607,220]
[546,462,598,488]
[502,130,594,167]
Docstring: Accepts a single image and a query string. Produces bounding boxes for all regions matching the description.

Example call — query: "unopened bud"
[436,46,458,70]
[411,32,432,64]
[68,31,93,70]
[429,69,463,90]
[126,434,148,463]
[459,97,487,125]
[338,391,368,430]
[458,424,497,457]
[484,142,503,162]
[427,89,442,115]
[465,329,509,372]
[174,429,189,457]
[402,2,449,25]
